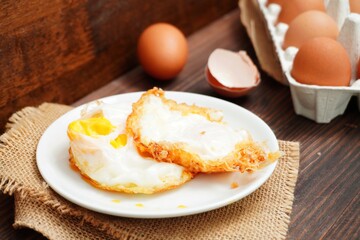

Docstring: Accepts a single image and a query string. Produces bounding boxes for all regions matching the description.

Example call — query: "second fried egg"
[127,88,280,173]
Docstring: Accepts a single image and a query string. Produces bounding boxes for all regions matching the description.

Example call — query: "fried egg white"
[67,102,193,194]
[127,88,280,173]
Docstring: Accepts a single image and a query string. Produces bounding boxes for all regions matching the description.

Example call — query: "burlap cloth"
[0,103,300,240]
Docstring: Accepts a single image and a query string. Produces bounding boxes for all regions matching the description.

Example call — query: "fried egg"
[67,102,193,194]
[127,88,280,173]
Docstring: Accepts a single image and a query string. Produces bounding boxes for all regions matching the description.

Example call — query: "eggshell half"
[206,49,260,98]
[208,49,259,88]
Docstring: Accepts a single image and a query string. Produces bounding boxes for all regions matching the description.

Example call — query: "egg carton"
[239,0,360,123]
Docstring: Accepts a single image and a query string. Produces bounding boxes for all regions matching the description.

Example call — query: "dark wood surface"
[1,9,360,240]
[0,0,236,130]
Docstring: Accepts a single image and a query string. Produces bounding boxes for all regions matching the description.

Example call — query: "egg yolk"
[110,134,127,149]
[68,117,128,149]
[68,117,115,139]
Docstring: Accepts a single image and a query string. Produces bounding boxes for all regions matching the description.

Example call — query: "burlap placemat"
[0,103,300,240]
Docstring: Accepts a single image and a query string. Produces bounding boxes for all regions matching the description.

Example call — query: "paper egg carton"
[239,0,360,123]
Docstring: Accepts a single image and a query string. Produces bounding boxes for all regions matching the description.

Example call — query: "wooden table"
[1,9,359,240]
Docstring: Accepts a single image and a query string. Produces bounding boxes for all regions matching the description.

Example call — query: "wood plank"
[0,0,237,130]
[0,193,47,240]
[74,10,254,106]
[321,192,360,239]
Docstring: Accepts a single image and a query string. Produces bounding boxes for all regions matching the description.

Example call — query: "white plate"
[36,91,279,219]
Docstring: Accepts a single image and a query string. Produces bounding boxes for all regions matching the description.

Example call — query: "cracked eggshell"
[206,49,260,98]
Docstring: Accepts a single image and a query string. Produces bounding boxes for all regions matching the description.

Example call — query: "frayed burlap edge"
[1,105,52,196]
[1,103,300,240]
[0,103,140,239]
[276,141,300,239]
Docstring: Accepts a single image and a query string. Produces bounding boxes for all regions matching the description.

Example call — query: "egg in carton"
[239,0,360,123]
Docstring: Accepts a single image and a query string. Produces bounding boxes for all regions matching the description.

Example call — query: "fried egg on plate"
[67,102,193,194]
[127,88,280,173]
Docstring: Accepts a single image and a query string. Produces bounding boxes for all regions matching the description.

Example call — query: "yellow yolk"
[68,117,115,140]
[110,134,127,149]
[68,117,127,149]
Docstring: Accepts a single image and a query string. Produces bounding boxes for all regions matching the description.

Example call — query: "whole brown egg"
[350,0,360,14]
[283,11,339,49]
[277,0,325,24]
[137,23,188,80]
[291,37,351,86]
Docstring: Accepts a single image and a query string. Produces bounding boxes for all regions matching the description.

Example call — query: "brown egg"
[283,11,339,49]
[350,0,360,14]
[291,38,351,86]
[277,0,326,24]
[137,23,188,80]
[267,0,285,6]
